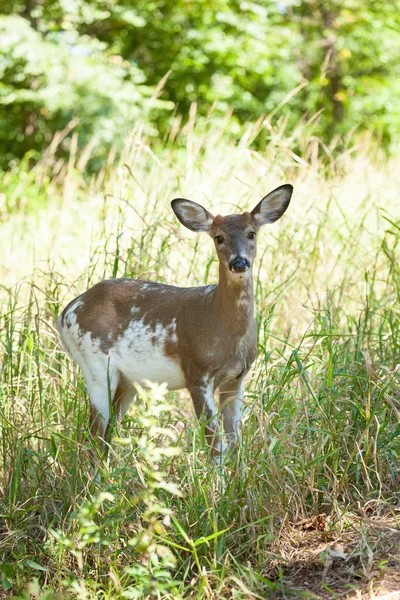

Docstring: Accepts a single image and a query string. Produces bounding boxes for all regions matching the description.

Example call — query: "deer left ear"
[251,184,293,227]
[171,198,214,234]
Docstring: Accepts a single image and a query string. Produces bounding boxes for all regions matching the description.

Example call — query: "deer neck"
[213,263,255,333]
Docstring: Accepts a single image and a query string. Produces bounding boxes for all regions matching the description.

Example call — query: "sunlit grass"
[1,118,400,599]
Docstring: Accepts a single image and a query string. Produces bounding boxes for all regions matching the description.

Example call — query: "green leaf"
[25,559,49,572]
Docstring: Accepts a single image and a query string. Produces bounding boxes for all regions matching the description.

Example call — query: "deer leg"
[87,383,112,440]
[117,385,136,420]
[86,383,111,467]
[104,377,136,441]
[84,362,119,448]
[219,378,245,447]
[188,380,226,461]
[87,375,136,474]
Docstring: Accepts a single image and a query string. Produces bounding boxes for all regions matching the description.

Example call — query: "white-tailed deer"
[58,184,293,459]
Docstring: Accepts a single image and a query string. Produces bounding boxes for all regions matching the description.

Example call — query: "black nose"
[229,257,250,273]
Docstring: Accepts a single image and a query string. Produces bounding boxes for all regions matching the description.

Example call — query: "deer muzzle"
[229,257,250,273]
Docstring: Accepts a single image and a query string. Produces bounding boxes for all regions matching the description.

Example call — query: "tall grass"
[1,116,400,599]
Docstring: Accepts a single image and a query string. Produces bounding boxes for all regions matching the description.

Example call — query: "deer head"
[171,184,293,275]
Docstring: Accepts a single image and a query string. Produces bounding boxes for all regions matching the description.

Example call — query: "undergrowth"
[1,117,400,599]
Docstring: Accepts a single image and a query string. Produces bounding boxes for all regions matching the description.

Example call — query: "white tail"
[58,184,293,459]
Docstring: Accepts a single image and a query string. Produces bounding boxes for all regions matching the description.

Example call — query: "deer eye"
[215,235,224,244]
[247,232,256,240]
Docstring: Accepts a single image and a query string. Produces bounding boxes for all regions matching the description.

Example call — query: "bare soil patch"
[266,507,400,598]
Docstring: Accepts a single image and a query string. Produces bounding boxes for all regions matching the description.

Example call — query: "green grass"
[1,118,400,599]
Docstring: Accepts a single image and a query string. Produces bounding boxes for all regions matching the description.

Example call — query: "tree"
[0,0,399,169]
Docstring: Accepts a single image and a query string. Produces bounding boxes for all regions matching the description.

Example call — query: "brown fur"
[62,269,257,389]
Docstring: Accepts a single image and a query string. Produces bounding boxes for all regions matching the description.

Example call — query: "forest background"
[1,0,399,172]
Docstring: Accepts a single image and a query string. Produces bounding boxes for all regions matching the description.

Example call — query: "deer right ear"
[171,199,214,234]
[251,184,293,227]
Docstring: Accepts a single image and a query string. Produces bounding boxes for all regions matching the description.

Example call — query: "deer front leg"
[219,378,245,447]
[188,380,226,462]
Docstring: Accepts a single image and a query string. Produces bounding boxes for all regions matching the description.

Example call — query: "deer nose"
[229,256,250,273]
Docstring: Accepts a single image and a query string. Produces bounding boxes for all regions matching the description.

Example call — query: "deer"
[57,184,293,461]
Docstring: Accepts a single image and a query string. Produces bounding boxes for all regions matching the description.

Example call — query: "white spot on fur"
[203,285,215,295]
[62,299,83,328]
[167,318,178,343]
[200,376,216,424]
[231,381,244,436]
[200,376,226,458]
[115,319,185,390]
[71,299,83,310]
[236,291,248,307]
[59,307,118,424]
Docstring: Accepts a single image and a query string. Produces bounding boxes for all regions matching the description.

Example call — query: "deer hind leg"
[73,348,118,444]
[219,377,245,447]
[86,371,119,443]
[188,379,226,462]
[87,374,136,471]
[103,376,136,441]
[59,322,117,443]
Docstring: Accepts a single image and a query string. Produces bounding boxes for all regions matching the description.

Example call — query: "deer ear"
[251,184,293,227]
[171,199,214,234]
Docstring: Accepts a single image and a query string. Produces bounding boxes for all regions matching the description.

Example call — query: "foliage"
[0,13,169,170]
[289,0,400,144]
[0,0,399,169]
